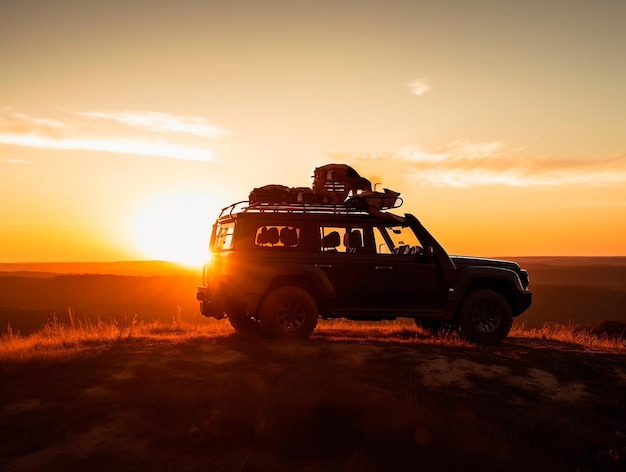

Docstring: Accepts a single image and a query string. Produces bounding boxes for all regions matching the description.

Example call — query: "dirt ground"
[1,331,625,472]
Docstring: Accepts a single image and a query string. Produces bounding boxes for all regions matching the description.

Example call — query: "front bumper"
[514,291,533,316]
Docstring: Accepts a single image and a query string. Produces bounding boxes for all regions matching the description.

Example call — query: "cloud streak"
[329,141,626,187]
[0,134,213,162]
[0,109,224,161]
[74,111,228,139]
[0,109,67,139]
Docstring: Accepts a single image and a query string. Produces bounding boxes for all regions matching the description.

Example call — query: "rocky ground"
[1,329,625,471]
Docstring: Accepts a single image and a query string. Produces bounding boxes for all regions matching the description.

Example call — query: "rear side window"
[320,226,365,253]
[213,222,235,251]
[255,225,301,248]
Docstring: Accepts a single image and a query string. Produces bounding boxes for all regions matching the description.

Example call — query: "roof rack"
[219,200,371,219]
[218,200,407,225]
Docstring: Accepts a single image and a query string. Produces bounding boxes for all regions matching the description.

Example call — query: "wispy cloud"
[328,141,626,187]
[0,109,226,161]
[0,110,67,139]
[74,111,228,139]
[408,80,431,96]
[0,134,213,162]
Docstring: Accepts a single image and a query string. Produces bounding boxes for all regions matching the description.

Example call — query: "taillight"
[201,252,216,286]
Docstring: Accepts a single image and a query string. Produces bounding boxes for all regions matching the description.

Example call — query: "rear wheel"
[227,312,259,333]
[458,289,512,344]
[258,286,318,339]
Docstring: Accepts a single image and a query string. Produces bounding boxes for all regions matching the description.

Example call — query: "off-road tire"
[258,286,318,339]
[458,289,512,345]
[227,312,259,333]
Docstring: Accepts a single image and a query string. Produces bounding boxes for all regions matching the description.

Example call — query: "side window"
[213,222,235,251]
[320,226,364,253]
[255,225,300,248]
[374,225,422,255]
[374,227,392,254]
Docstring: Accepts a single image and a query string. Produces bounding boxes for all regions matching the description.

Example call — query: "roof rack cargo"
[217,163,405,222]
[244,163,402,212]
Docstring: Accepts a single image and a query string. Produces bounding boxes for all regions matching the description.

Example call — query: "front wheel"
[457,289,512,345]
[258,286,318,339]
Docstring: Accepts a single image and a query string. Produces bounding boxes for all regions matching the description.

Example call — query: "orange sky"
[1,1,625,265]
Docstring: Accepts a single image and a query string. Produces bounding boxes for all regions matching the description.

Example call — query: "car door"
[367,225,445,310]
[314,225,371,308]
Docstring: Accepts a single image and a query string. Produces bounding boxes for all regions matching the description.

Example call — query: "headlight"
[520,269,530,289]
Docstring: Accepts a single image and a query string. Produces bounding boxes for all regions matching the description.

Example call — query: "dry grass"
[316,318,626,351]
[511,321,626,352]
[2,313,624,362]
[0,309,231,361]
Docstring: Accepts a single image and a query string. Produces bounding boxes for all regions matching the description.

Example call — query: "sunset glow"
[130,191,217,267]
[1,1,625,262]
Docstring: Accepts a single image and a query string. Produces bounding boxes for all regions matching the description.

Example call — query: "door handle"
[315,264,332,268]
[375,266,394,270]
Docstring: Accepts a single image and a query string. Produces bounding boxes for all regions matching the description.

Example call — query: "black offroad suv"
[197,165,531,344]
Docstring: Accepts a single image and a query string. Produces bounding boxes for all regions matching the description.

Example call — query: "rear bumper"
[197,284,262,319]
[196,286,226,320]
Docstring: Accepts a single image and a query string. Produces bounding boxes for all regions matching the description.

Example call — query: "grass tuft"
[0,309,230,361]
[511,321,626,351]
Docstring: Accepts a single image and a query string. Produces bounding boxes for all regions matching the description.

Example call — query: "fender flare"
[450,266,524,306]
[244,263,336,313]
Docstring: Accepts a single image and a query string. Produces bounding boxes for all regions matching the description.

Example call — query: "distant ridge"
[2,257,626,277]
[0,261,200,276]
[510,256,626,267]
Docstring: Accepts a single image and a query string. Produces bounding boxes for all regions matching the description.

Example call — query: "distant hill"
[513,256,626,267]
[2,257,625,277]
[0,261,200,277]
[1,257,625,334]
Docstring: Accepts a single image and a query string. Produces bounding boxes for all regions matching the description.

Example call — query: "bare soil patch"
[1,329,625,472]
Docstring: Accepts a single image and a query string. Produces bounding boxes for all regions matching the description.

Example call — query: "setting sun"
[130,191,216,267]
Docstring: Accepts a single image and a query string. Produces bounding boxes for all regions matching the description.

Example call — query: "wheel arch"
[244,262,335,316]
[454,277,519,320]
[263,275,325,314]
